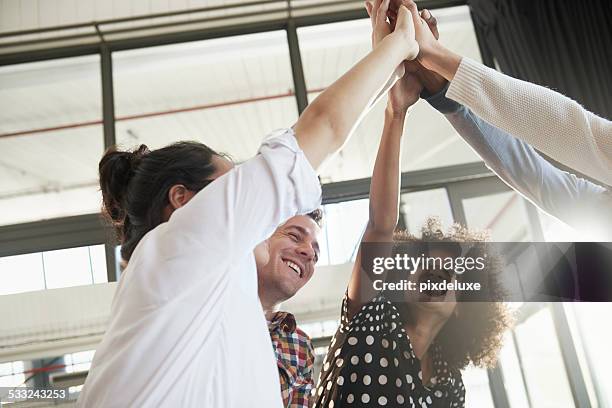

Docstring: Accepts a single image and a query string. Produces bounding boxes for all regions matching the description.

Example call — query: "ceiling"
[0,5,484,226]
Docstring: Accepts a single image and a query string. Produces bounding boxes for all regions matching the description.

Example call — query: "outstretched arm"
[401,0,612,186]
[425,85,611,239]
[293,2,419,171]
[346,62,422,317]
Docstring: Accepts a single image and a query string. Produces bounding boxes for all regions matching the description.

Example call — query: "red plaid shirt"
[268,312,315,408]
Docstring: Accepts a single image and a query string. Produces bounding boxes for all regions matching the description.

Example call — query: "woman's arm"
[346,63,422,317]
[403,0,612,186]
[293,2,419,171]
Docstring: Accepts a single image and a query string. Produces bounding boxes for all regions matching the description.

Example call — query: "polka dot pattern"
[311,292,466,408]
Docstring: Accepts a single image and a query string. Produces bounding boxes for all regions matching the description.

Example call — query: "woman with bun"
[77,4,420,407]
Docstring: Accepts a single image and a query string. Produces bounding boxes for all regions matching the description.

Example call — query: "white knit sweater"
[447,57,612,187]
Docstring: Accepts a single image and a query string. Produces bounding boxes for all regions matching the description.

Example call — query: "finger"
[365,1,373,18]
[376,0,391,27]
[404,0,421,26]
[395,4,413,31]
[421,9,440,39]
[371,0,383,27]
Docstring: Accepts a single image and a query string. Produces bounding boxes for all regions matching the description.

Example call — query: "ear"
[254,240,271,270]
[168,184,195,210]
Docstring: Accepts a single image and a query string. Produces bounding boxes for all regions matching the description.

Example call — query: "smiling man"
[254,210,323,408]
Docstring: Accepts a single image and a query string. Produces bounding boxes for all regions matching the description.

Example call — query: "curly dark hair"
[390,217,514,371]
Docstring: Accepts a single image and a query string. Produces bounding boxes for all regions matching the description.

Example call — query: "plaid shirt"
[268,311,315,408]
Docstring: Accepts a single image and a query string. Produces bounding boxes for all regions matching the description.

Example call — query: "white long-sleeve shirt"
[447,57,612,187]
[78,129,322,407]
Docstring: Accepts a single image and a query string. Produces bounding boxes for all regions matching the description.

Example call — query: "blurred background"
[1,0,611,406]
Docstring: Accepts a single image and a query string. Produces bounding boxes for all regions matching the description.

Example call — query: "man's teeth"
[285,260,302,277]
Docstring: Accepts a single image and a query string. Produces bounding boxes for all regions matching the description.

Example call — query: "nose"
[296,243,315,262]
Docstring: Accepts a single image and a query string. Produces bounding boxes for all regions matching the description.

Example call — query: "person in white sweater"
[398,0,612,187]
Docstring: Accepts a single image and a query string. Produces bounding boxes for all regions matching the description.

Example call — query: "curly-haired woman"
[312,218,512,407]
[310,2,512,406]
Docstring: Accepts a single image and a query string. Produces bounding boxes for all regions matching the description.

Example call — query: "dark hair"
[389,217,513,371]
[99,141,221,262]
[306,208,324,228]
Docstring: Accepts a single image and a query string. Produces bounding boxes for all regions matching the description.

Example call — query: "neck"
[404,309,447,360]
[259,293,282,321]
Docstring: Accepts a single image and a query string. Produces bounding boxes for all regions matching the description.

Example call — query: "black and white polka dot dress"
[311,293,465,407]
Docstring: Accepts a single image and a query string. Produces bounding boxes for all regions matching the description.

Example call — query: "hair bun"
[99,144,150,225]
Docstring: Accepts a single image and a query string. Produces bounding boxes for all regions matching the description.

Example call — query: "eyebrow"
[287,225,320,255]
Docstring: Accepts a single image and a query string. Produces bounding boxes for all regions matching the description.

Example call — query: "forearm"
[294,32,412,170]
[425,87,609,231]
[368,108,405,234]
[442,56,612,186]
[347,108,406,315]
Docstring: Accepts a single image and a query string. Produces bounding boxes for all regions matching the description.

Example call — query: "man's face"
[255,215,321,303]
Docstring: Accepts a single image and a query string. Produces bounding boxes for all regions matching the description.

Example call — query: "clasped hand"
[365,0,444,114]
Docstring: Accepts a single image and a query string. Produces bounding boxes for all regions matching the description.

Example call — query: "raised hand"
[366,0,419,60]
[402,0,452,72]
[388,61,423,115]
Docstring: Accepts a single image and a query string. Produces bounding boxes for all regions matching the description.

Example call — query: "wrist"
[420,43,462,81]
[385,103,409,120]
[386,31,419,61]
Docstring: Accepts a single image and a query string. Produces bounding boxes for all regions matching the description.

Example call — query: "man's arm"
[424,85,611,236]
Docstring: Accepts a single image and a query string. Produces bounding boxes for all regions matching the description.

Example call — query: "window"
[298,6,485,183]
[513,306,575,407]
[0,360,25,388]
[462,191,535,242]
[112,31,298,161]
[400,188,454,235]
[0,244,107,295]
[0,56,103,226]
[319,198,369,266]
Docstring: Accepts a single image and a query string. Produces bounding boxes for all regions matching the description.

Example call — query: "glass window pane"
[0,252,45,295]
[569,303,612,406]
[400,189,454,234]
[499,331,531,408]
[538,209,586,242]
[463,365,494,407]
[319,199,369,266]
[298,6,484,183]
[462,191,535,241]
[43,247,94,289]
[89,245,108,284]
[0,56,103,226]
[113,31,298,161]
[514,306,575,407]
